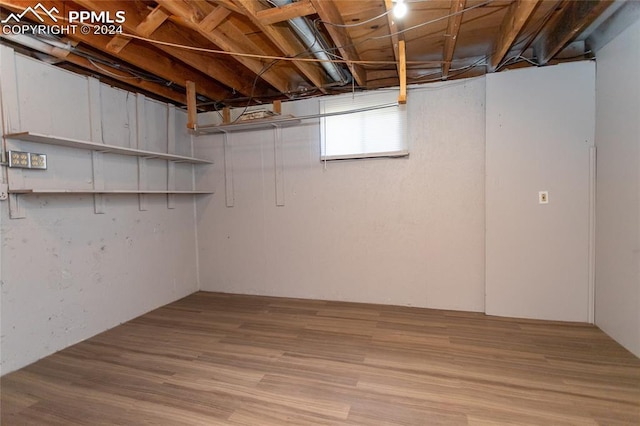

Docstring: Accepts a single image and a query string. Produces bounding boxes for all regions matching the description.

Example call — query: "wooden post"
[186,80,197,130]
[398,40,407,104]
[167,105,176,209]
[222,107,231,124]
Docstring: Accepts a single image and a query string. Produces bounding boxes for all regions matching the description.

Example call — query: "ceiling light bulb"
[393,0,407,19]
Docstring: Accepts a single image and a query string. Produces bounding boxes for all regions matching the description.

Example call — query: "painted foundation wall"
[196,78,487,311]
[2,40,635,375]
[594,18,640,357]
[485,62,595,322]
[0,50,201,374]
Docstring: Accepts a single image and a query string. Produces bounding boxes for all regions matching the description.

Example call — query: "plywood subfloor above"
[2,292,639,425]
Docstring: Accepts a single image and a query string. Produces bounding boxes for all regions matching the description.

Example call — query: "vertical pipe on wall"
[274,125,285,206]
[136,94,148,211]
[588,145,596,324]
[223,132,234,207]
[167,105,176,209]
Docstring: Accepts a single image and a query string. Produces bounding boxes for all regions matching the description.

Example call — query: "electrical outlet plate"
[7,150,47,169]
[539,191,549,204]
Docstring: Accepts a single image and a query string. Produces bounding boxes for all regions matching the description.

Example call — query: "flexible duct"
[269,0,348,84]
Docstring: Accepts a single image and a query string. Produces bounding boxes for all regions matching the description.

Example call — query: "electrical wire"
[87,58,143,80]
[117,33,444,66]
[110,1,498,67]
[319,9,392,28]
[230,19,333,122]
[494,2,559,71]
[15,31,174,86]
[410,56,488,83]
[356,0,495,44]
[2,0,595,106]
[230,58,281,123]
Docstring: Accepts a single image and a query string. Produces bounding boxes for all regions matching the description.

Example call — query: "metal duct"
[269,0,349,84]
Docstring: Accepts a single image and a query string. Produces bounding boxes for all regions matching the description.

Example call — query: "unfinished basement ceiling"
[0,0,635,108]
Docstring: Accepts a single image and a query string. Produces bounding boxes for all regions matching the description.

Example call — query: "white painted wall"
[0,50,201,374]
[594,17,640,357]
[2,41,632,375]
[195,78,486,312]
[485,62,595,322]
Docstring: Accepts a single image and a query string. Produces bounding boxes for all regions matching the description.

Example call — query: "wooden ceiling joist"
[156,0,293,94]
[75,0,259,98]
[489,0,540,72]
[65,53,187,105]
[0,0,231,102]
[256,0,316,25]
[232,0,329,92]
[535,0,613,65]
[310,0,367,87]
[208,0,245,16]
[107,6,168,54]
[442,0,467,80]
[0,0,627,105]
[383,0,403,87]
[198,5,231,33]
[0,31,186,105]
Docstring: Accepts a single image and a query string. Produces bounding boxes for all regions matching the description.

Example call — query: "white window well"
[320,90,408,160]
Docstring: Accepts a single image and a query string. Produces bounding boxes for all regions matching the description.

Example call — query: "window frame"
[319,90,408,161]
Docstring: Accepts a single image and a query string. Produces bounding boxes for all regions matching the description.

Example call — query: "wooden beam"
[157,0,293,94]
[199,5,232,33]
[222,107,231,124]
[106,36,130,54]
[0,0,231,102]
[208,0,245,15]
[256,0,316,25]
[384,0,403,86]
[107,6,168,54]
[136,6,170,37]
[489,0,540,71]
[398,40,406,104]
[232,0,329,92]
[535,0,613,65]
[0,31,186,105]
[186,81,197,130]
[273,100,282,115]
[310,0,367,87]
[75,0,257,98]
[67,56,187,106]
[442,0,466,79]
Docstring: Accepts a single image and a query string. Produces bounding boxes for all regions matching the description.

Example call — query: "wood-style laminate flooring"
[2,292,639,425]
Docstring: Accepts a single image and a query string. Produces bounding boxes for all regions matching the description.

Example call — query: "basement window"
[320,90,408,161]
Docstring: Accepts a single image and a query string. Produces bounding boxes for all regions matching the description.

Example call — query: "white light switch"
[539,191,549,204]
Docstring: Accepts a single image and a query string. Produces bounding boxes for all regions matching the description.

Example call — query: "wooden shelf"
[9,189,213,195]
[195,115,302,134]
[4,132,213,164]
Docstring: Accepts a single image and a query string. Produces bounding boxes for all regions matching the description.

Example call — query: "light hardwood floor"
[2,292,639,425]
